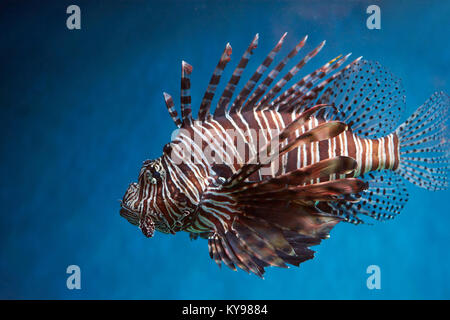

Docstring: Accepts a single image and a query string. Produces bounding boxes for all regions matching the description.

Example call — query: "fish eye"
[145,170,157,184]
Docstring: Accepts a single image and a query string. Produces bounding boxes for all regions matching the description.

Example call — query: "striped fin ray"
[233,217,295,256]
[272,54,344,108]
[163,92,182,127]
[218,232,252,274]
[241,36,308,111]
[206,177,356,276]
[231,219,290,269]
[305,56,362,102]
[214,34,259,118]
[180,61,193,125]
[304,56,363,105]
[212,221,266,276]
[208,236,221,267]
[241,35,308,112]
[208,209,340,276]
[276,53,352,113]
[213,235,236,271]
[253,40,326,109]
[198,43,233,121]
[229,32,288,114]
[224,231,268,275]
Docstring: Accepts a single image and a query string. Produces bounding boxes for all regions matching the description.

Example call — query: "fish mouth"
[119,201,140,226]
[119,201,156,238]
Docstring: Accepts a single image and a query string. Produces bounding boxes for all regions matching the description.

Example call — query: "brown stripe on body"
[342,131,356,169]
[240,111,266,181]
[319,139,329,161]
[345,131,357,161]
[342,131,356,178]
[359,135,367,175]
[384,134,391,170]
[214,115,243,172]
[392,133,400,170]
[370,138,380,171]
[229,112,254,164]
[335,132,341,158]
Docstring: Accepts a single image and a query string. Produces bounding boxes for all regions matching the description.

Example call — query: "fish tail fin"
[395,92,450,191]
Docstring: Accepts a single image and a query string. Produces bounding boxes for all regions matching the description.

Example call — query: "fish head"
[120,157,171,238]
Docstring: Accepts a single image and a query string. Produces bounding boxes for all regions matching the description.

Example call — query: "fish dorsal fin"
[271,53,350,111]
[163,92,182,128]
[163,36,398,136]
[180,61,193,126]
[229,32,288,114]
[315,60,406,138]
[238,35,308,113]
[214,34,259,118]
[244,40,326,111]
[163,34,326,125]
[198,43,233,121]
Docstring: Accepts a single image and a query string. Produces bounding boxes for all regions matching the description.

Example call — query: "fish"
[120,33,449,278]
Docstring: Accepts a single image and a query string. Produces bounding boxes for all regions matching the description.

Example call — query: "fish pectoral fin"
[222,109,347,188]
[205,188,345,276]
[208,215,296,278]
[203,157,370,275]
[207,209,340,276]
[222,156,365,203]
[208,229,266,277]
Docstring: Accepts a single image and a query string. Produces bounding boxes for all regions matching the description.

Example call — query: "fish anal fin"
[329,170,409,223]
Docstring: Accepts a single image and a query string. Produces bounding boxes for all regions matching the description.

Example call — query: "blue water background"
[1,0,449,299]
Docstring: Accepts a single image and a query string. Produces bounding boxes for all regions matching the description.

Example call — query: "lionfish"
[120,33,449,277]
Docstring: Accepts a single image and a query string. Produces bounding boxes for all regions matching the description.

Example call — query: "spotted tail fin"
[396,92,450,191]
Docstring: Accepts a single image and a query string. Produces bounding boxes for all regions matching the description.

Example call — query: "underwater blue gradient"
[1,0,449,299]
